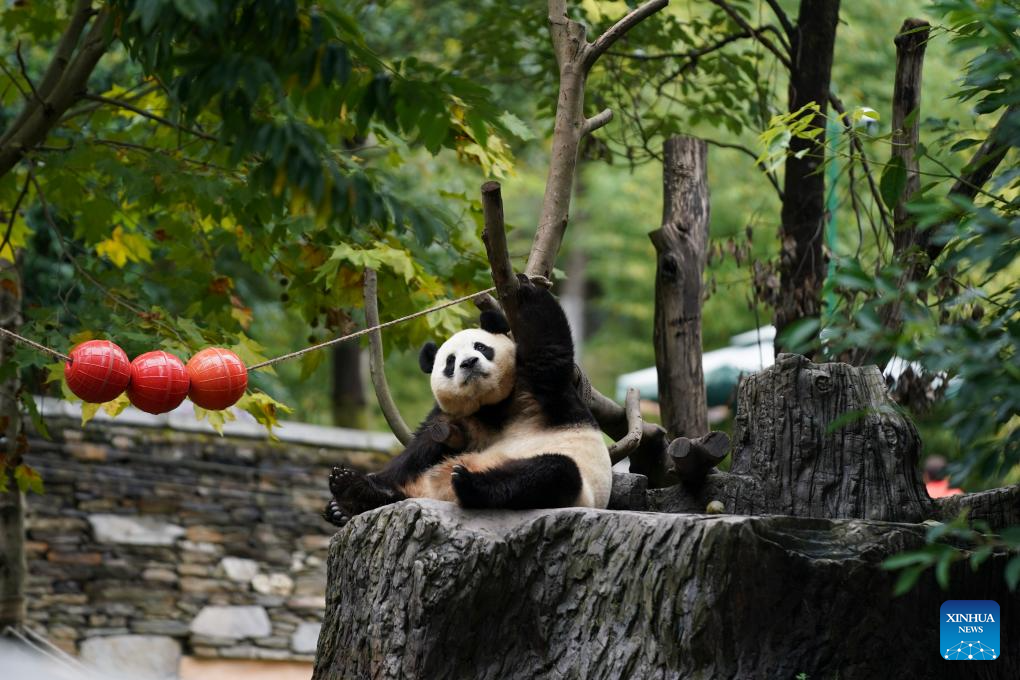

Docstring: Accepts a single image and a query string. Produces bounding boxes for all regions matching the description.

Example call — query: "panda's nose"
[460,356,479,369]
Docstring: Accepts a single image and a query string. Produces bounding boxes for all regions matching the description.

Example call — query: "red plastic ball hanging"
[186,347,248,410]
[64,340,132,403]
[127,350,190,415]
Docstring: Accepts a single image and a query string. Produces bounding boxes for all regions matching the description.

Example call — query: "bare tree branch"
[703,137,784,200]
[610,28,755,61]
[82,94,218,141]
[581,108,613,136]
[584,0,670,71]
[479,181,522,331]
[14,43,43,108]
[708,0,791,67]
[764,0,797,41]
[608,387,643,461]
[363,268,413,446]
[828,94,892,233]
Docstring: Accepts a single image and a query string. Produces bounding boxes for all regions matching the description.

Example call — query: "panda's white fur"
[416,328,612,509]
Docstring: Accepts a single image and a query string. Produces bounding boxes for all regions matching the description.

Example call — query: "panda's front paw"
[515,275,553,306]
[322,499,350,527]
[451,465,486,509]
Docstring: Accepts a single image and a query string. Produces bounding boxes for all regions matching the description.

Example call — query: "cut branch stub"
[479,181,521,330]
[607,387,642,461]
[668,431,730,483]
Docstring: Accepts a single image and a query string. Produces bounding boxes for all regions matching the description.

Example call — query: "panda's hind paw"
[328,465,361,498]
[322,499,350,528]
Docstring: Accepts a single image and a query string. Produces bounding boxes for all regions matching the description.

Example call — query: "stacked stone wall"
[22,409,394,671]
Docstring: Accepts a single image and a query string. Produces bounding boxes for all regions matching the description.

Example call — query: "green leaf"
[893,564,925,596]
[21,392,50,440]
[1006,555,1020,592]
[1000,527,1020,549]
[14,464,44,495]
[193,404,235,435]
[776,317,820,354]
[935,551,953,589]
[880,156,908,210]
[969,545,993,570]
[882,551,933,570]
[299,348,327,381]
[497,111,535,141]
[81,402,101,427]
[949,137,982,153]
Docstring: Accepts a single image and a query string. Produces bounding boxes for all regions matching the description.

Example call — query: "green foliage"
[882,512,1020,595]
[818,0,1020,489]
[1,0,523,433]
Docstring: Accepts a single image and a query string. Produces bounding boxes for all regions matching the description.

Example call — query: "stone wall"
[22,400,396,678]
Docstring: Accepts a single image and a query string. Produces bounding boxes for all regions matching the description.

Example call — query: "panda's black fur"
[324,278,610,526]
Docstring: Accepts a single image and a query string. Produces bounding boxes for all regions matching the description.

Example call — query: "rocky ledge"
[313,499,1017,680]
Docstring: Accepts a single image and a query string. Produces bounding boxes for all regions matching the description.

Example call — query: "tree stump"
[651,354,933,523]
[312,500,1017,680]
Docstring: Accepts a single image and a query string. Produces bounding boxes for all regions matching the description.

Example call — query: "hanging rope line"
[247,285,496,370]
[0,285,497,370]
[0,326,72,362]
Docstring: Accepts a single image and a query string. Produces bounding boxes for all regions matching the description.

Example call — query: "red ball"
[64,340,132,403]
[186,348,248,410]
[127,351,190,415]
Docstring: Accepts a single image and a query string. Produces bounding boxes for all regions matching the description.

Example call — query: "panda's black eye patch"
[473,342,494,361]
[443,354,456,378]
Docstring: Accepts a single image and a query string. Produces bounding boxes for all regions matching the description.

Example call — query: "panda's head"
[418,310,515,417]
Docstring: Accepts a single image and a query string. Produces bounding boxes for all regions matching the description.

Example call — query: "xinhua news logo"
[941,600,1000,661]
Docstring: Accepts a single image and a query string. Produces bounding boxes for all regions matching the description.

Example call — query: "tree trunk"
[0,5,111,179]
[313,500,1017,680]
[0,257,25,632]
[649,136,709,440]
[331,342,366,429]
[774,0,841,354]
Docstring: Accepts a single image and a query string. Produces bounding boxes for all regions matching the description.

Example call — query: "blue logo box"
[941,600,1000,661]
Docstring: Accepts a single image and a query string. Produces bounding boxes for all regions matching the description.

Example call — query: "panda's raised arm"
[512,278,575,389]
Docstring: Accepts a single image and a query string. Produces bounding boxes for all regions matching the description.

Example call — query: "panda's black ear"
[480,310,511,335]
[418,341,438,373]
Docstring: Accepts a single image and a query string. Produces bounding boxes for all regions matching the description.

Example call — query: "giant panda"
[324,276,611,526]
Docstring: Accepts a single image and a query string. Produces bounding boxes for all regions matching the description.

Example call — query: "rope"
[247,286,496,371]
[0,327,71,362]
[0,286,498,371]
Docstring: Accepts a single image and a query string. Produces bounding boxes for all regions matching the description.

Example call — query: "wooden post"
[891,18,931,253]
[649,136,710,440]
